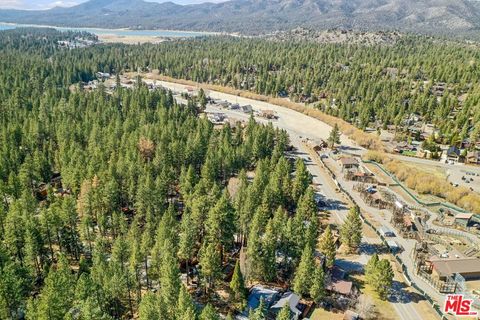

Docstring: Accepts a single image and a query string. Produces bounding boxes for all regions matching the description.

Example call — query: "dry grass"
[137,72,385,151]
[350,274,398,320]
[364,151,480,213]
[310,308,345,320]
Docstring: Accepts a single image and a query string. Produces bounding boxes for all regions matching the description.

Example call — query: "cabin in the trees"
[326,267,355,297]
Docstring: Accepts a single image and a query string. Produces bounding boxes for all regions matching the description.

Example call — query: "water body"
[0,22,213,38]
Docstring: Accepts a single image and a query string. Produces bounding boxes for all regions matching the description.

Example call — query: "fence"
[362,160,468,214]
[311,151,448,319]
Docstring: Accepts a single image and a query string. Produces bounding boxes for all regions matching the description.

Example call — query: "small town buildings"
[429,257,480,281]
[454,213,473,228]
[338,157,359,171]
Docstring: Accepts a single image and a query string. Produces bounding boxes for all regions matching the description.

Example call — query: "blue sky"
[0,0,227,10]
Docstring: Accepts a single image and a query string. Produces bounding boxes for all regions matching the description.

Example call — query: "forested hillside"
[2,0,480,37]
[0,28,330,319]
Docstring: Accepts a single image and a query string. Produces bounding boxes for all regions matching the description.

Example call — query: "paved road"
[159,80,448,318]
[155,78,480,193]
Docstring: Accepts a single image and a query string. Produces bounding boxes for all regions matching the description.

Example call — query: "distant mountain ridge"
[1,0,480,37]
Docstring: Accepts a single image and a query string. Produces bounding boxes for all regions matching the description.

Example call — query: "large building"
[429,257,480,281]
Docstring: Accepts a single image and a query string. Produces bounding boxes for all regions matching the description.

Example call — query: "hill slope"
[1,0,480,36]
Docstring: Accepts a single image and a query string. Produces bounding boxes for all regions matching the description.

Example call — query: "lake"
[0,22,213,38]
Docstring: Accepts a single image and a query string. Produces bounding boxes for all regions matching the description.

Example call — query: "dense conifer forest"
[12,32,477,144]
[0,27,477,319]
[0,28,330,319]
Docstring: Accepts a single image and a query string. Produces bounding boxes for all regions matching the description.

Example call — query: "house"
[429,257,480,281]
[466,151,480,165]
[338,157,359,171]
[379,226,395,237]
[270,292,303,319]
[241,105,253,113]
[326,267,354,296]
[326,279,354,296]
[393,141,409,153]
[446,146,461,162]
[455,213,473,228]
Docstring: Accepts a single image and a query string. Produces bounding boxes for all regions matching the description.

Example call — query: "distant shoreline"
[0,22,223,37]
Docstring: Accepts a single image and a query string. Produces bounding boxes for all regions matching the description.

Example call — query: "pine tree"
[249,297,267,320]
[158,239,181,319]
[365,254,393,300]
[365,253,379,284]
[138,292,161,320]
[199,304,220,320]
[262,218,277,282]
[340,206,362,253]
[36,255,75,320]
[291,159,311,202]
[328,123,341,148]
[318,225,336,269]
[374,260,394,300]
[199,240,221,293]
[178,210,196,285]
[277,304,292,320]
[310,265,325,303]
[293,245,315,297]
[177,285,197,320]
[230,260,247,307]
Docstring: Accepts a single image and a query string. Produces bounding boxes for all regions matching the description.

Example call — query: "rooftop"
[430,257,480,276]
[339,157,359,166]
[326,279,353,296]
[455,213,473,220]
[270,292,302,316]
[247,285,279,311]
